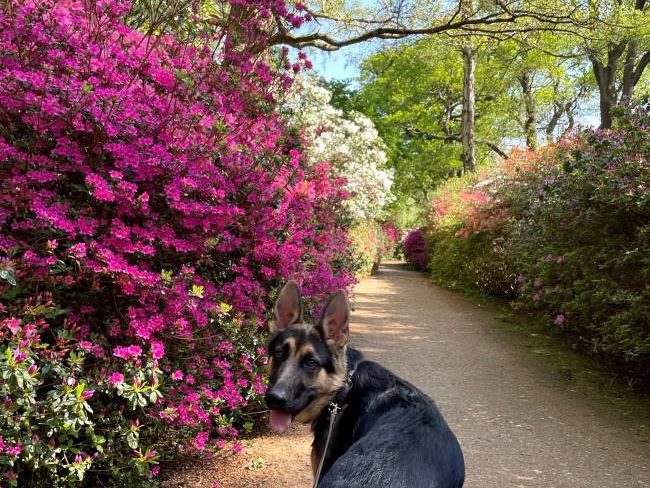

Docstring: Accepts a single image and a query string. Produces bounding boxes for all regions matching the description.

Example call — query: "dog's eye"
[303,358,320,371]
[273,350,284,360]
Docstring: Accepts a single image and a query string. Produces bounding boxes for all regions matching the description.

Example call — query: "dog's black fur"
[312,347,465,487]
[266,282,465,488]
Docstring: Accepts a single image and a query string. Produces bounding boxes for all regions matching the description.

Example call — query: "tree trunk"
[620,42,638,108]
[461,45,476,172]
[588,0,648,128]
[518,71,537,150]
[546,103,564,145]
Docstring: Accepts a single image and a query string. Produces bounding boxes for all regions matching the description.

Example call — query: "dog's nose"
[266,385,289,409]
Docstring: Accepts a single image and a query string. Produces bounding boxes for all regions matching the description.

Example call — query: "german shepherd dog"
[266,281,465,488]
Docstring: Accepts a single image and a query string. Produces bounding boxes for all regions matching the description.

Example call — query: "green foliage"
[0,292,265,487]
[427,169,518,296]
[351,34,595,226]
[426,106,650,381]
[348,220,385,277]
[0,314,162,486]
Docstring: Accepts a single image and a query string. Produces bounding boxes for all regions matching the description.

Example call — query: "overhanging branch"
[269,4,580,51]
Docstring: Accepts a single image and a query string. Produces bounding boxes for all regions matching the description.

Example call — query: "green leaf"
[0,269,17,286]
[160,269,173,282]
[189,284,204,298]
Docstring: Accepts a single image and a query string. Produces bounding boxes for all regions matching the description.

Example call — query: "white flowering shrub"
[283,75,394,222]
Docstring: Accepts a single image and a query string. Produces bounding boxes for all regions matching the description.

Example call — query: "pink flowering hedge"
[0,1,355,485]
[402,228,428,270]
[426,106,650,383]
[381,222,402,259]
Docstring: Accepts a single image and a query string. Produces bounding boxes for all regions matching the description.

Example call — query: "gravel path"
[351,262,649,488]
[166,261,650,487]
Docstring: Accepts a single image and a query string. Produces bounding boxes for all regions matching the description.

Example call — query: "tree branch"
[405,127,508,158]
[633,50,650,86]
[269,5,579,51]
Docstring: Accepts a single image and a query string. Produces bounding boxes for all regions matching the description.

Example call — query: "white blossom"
[282,75,394,221]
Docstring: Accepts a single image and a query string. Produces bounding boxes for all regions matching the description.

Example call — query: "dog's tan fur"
[268,282,351,477]
[268,329,348,425]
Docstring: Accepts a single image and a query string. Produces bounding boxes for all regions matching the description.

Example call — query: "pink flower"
[171,370,184,381]
[5,444,22,456]
[82,389,95,400]
[108,372,125,385]
[113,345,143,360]
[12,348,27,364]
[554,314,566,326]
[2,318,22,335]
[151,341,165,360]
[193,431,209,451]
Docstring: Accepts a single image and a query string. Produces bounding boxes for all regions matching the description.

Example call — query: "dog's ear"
[271,281,303,333]
[319,290,350,349]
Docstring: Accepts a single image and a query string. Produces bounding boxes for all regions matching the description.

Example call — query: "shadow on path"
[351,262,650,488]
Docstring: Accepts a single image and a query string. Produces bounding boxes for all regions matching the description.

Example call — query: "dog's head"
[265,281,350,432]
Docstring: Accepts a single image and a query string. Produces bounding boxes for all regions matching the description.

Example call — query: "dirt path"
[166,262,650,487]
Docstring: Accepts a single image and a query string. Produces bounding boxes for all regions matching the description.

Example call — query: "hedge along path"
[166,261,650,487]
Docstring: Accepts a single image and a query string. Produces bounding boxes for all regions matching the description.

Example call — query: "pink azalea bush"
[426,106,649,382]
[381,222,402,258]
[402,228,428,270]
[0,1,354,485]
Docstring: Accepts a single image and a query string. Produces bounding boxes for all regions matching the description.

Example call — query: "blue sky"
[300,0,379,82]
[309,48,360,81]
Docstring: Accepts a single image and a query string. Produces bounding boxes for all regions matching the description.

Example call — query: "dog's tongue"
[269,409,293,433]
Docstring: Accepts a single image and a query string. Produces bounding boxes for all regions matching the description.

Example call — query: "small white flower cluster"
[283,75,394,222]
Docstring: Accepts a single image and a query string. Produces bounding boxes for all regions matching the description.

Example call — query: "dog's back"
[313,348,465,488]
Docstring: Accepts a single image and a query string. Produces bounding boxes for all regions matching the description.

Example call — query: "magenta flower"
[12,348,27,364]
[113,345,143,360]
[5,444,22,456]
[2,318,21,335]
[193,431,209,451]
[0,0,357,468]
[554,314,566,326]
[108,372,125,385]
[150,341,165,360]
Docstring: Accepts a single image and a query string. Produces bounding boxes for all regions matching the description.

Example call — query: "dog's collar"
[313,368,355,487]
[314,370,353,488]
[329,367,354,409]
